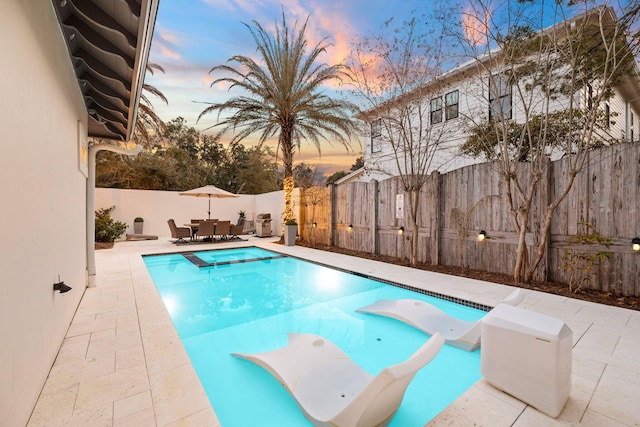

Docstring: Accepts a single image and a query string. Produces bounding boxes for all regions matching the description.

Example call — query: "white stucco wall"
[95,188,288,238]
[0,2,89,425]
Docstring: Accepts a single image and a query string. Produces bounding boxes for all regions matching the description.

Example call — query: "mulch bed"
[95,242,115,250]
[291,240,639,311]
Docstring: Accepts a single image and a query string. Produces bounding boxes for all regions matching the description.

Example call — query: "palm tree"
[198,12,359,221]
[133,63,168,147]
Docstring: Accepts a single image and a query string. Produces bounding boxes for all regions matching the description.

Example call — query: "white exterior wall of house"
[0,2,89,426]
[361,64,639,182]
[362,73,492,181]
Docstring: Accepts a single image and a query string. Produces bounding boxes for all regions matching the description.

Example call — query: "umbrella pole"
[208,196,211,219]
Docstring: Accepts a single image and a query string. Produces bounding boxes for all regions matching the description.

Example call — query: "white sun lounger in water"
[356,289,524,352]
[232,332,444,427]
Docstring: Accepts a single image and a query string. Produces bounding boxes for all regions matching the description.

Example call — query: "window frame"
[370,118,382,153]
[489,74,512,121]
[445,90,459,121]
[430,97,443,124]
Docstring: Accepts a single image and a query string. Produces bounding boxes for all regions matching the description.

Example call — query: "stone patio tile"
[572,324,620,362]
[73,290,122,317]
[429,381,524,426]
[589,364,640,425]
[143,332,191,375]
[164,408,221,427]
[113,407,156,427]
[66,311,116,337]
[113,390,153,420]
[626,311,640,329]
[571,353,606,388]
[64,405,113,427]
[43,351,115,393]
[556,375,597,424]
[27,383,78,426]
[149,363,212,426]
[86,327,141,357]
[74,365,149,412]
[116,344,146,371]
[514,406,572,426]
[116,310,140,335]
[580,409,629,427]
[52,334,91,365]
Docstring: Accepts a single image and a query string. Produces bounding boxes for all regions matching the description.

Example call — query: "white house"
[355,7,640,183]
[0,1,157,425]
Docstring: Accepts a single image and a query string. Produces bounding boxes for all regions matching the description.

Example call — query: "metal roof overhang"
[52,0,159,141]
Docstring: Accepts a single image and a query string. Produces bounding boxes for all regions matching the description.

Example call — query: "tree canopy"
[95,117,280,193]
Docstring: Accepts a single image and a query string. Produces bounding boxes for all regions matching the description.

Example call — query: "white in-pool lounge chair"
[356,289,524,352]
[232,332,444,427]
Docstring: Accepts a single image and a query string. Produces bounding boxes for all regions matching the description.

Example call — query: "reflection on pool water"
[143,247,484,426]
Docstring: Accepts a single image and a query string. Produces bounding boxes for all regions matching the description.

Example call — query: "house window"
[605,103,610,129]
[445,90,459,120]
[489,74,512,121]
[430,97,443,124]
[371,119,382,153]
[587,84,593,110]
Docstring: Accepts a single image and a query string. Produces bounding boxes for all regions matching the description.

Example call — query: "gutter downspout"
[87,143,143,286]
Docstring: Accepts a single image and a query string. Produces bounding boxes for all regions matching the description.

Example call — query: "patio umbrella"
[179,185,239,219]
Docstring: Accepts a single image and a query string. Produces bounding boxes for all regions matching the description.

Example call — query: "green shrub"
[559,222,613,293]
[95,206,127,242]
[134,217,144,222]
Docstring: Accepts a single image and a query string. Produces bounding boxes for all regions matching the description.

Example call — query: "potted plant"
[284,219,297,246]
[133,217,144,234]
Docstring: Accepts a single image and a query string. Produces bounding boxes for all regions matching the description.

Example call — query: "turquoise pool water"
[143,247,484,426]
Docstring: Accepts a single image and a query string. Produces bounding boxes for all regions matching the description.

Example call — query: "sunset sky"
[143,0,603,175]
[145,0,437,175]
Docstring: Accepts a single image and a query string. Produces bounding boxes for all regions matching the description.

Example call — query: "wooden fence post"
[328,184,335,246]
[370,179,379,254]
[429,171,442,265]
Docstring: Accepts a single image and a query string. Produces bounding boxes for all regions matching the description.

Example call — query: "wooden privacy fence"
[298,141,640,296]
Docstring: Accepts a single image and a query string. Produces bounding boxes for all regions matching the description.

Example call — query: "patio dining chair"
[196,220,216,241]
[229,217,245,240]
[167,219,190,244]
[214,220,231,241]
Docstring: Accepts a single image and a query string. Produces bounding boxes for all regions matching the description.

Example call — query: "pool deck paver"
[27,238,640,426]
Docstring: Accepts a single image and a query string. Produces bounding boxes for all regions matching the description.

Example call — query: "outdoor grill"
[255,213,272,237]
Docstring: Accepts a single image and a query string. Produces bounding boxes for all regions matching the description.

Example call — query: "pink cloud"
[152,28,182,60]
[461,3,490,47]
[159,31,181,46]
[155,41,181,60]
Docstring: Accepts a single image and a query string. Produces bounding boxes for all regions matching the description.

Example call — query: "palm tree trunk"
[281,127,295,222]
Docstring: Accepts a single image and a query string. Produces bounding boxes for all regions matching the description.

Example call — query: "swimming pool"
[143,247,484,426]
